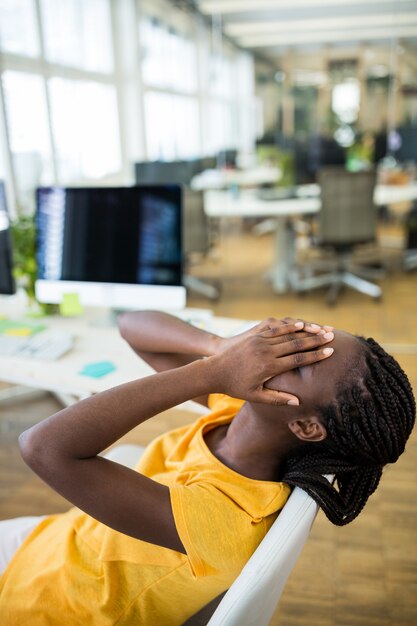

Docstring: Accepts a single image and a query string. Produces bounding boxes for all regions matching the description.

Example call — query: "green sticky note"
[60,292,83,317]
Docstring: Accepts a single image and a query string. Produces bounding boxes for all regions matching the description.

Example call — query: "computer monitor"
[0,181,16,295]
[135,161,197,187]
[35,186,186,311]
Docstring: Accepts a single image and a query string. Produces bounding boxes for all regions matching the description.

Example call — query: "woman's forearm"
[19,358,217,464]
[118,310,221,357]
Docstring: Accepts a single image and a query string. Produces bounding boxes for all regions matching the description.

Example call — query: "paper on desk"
[79,361,116,378]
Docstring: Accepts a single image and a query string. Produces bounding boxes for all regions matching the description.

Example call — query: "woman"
[0,312,415,625]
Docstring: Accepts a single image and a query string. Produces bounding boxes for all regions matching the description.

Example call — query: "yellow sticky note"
[6,327,33,337]
[60,292,83,317]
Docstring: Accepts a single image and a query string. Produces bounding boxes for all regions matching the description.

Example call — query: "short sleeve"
[170,482,268,579]
[207,394,245,414]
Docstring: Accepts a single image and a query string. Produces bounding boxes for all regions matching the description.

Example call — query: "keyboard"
[0,329,74,361]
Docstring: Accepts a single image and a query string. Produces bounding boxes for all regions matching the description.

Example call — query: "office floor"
[1,225,417,625]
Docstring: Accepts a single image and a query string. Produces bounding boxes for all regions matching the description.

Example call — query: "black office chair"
[290,167,385,305]
[403,202,417,271]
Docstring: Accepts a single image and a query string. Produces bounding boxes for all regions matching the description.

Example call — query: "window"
[208,53,234,99]
[48,78,121,181]
[141,18,197,93]
[0,0,39,57]
[204,100,236,155]
[235,53,256,152]
[144,91,199,160]
[2,70,53,210]
[40,0,113,73]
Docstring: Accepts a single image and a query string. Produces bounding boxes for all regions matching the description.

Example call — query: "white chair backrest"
[103,443,146,468]
[206,486,319,626]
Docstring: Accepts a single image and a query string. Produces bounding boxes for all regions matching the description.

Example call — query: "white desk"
[270,183,417,206]
[191,166,281,191]
[374,183,417,205]
[259,182,417,206]
[204,183,417,293]
[0,312,249,405]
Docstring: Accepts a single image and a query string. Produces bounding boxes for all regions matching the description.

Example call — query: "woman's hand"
[207,320,334,405]
[212,316,333,356]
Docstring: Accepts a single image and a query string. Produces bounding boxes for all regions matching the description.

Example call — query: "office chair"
[403,202,417,271]
[104,443,321,626]
[404,250,417,271]
[290,167,384,305]
[182,189,220,301]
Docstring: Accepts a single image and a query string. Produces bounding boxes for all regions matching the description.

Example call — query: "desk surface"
[204,182,417,219]
[191,166,281,191]
[374,182,417,205]
[0,312,250,400]
[204,188,320,218]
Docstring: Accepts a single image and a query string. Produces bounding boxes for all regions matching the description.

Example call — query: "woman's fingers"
[260,330,315,344]
[258,321,304,337]
[278,345,334,371]
[304,322,334,333]
[280,316,333,334]
[260,328,334,354]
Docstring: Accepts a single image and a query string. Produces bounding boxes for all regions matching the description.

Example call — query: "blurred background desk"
[375,182,417,205]
[191,165,281,191]
[204,182,417,294]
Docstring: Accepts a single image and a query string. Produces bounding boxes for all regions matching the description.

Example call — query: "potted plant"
[10,215,58,314]
[10,214,37,301]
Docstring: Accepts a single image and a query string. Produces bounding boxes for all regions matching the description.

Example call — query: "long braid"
[281,337,416,526]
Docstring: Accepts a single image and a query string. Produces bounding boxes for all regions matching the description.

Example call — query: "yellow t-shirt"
[0,394,290,625]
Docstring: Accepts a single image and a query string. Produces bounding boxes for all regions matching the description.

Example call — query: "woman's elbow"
[118,311,136,341]
[18,426,52,473]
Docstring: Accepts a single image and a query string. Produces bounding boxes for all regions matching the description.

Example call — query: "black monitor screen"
[36,186,183,286]
[0,181,15,295]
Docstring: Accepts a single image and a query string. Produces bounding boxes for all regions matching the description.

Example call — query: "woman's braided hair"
[281,337,416,525]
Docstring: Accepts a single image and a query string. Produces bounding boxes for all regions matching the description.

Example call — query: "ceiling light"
[198,0,409,15]
[226,13,417,37]
[237,26,417,48]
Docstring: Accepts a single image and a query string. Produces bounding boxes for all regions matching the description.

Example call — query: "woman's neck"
[203,403,296,482]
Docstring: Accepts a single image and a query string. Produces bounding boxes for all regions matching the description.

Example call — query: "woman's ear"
[288,416,327,442]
